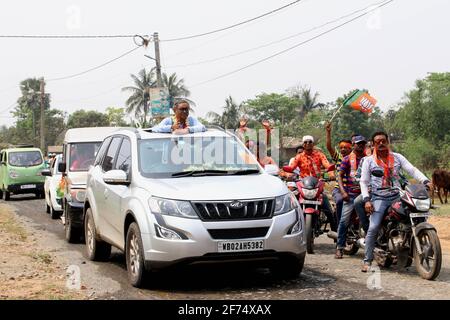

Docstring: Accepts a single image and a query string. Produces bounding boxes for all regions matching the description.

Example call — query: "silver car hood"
[136,174,287,201]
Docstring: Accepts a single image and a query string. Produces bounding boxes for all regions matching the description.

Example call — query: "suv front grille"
[207,227,269,239]
[192,199,274,221]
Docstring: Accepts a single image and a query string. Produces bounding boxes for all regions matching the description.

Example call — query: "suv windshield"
[69,142,102,172]
[8,151,43,167]
[138,136,261,178]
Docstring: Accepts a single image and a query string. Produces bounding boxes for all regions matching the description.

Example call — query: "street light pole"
[153,32,163,87]
[39,78,45,152]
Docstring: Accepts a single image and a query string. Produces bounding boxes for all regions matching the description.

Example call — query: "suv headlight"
[274,193,299,216]
[413,198,430,212]
[148,197,198,219]
[69,189,86,202]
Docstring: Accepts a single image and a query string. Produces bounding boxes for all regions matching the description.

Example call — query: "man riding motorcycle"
[335,135,368,259]
[283,135,337,232]
[359,131,432,272]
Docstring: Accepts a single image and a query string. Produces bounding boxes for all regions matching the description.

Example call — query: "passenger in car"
[151,100,206,134]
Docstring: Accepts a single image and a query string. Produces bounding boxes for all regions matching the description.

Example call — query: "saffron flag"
[343,90,377,113]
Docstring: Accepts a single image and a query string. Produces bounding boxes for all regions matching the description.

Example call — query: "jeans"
[322,194,337,232]
[354,194,369,233]
[363,194,399,263]
[332,188,343,225]
[336,194,357,249]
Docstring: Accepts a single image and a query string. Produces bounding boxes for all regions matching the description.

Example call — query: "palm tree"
[206,96,244,129]
[287,85,321,118]
[162,72,195,110]
[122,68,156,127]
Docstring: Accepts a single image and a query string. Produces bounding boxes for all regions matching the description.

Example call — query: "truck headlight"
[148,197,198,219]
[9,171,19,179]
[274,193,299,216]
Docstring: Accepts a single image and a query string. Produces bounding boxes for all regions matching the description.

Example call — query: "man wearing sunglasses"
[359,131,431,272]
[151,100,206,134]
[284,135,337,232]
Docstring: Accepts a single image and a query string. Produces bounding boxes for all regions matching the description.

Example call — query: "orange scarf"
[373,147,395,187]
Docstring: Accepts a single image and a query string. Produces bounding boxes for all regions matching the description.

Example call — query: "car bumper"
[6,183,44,194]
[141,209,306,269]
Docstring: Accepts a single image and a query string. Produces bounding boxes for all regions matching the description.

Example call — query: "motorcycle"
[358,169,442,280]
[282,165,336,254]
[327,208,362,256]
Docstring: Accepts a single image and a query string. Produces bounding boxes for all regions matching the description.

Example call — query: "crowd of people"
[151,100,432,272]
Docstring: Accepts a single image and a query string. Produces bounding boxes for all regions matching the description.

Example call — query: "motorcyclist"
[325,122,352,225]
[283,135,337,232]
[359,131,432,272]
[335,135,368,259]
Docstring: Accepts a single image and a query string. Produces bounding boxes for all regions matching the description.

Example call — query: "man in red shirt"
[285,135,337,232]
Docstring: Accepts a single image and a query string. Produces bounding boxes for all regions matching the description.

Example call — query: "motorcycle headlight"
[413,198,430,212]
[9,171,19,179]
[148,197,198,219]
[302,188,318,199]
[274,193,298,216]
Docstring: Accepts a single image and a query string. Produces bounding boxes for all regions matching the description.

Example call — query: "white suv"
[84,127,306,287]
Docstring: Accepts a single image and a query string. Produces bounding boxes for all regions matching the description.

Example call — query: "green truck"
[0,146,46,200]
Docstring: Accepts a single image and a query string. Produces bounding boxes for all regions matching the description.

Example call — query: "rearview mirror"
[103,170,130,186]
[371,168,384,178]
[41,169,52,177]
[264,164,279,176]
[58,162,66,173]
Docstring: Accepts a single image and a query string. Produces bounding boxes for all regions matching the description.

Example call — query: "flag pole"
[329,103,344,123]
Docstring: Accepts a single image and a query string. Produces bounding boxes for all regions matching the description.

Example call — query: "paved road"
[5,195,450,300]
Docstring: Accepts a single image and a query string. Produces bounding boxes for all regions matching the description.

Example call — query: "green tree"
[162,72,193,106]
[67,110,109,128]
[206,96,244,129]
[287,85,322,118]
[105,107,129,126]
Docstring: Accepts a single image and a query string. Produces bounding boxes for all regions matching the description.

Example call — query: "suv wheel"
[64,204,81,243]
[85,208,111,261]
[272,254,305,280]
[126,222,148,288]
[4,191,10,201]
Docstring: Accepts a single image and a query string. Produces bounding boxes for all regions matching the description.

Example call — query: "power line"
[161,0,305,42]
[0,34,139,39]
[167,0,387,69]
[0,101,17,114]
[47,45,142,82]
[191,0,393,88]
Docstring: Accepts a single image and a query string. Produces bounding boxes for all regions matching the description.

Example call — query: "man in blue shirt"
[151,100,206,134]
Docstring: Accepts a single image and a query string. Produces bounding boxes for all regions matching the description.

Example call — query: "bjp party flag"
[343,90,377,113]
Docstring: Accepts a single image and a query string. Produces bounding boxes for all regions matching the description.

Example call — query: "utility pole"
[39,78,45,152]
[153,32,163,87]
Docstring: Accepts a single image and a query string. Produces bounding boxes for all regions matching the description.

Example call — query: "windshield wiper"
[228,169,260,175]
[171,170,229,178]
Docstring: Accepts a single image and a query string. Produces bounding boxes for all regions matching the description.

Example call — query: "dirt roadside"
[0,203,87,299]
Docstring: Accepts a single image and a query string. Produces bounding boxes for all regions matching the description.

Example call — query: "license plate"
[410,212,430,218]
[218,240,264,253]
[20,184,36,189]
[301,199,321,205]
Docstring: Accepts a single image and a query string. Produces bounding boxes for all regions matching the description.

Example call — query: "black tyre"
[46,202,50,214]
[414,229,442,280]
[5,191,10,201]
[85,209,111,261]
[64,204,81,243]
[272,254,305,280]
[126,222,148,288]
[305,214,315,254]
[0,190,3,199]
[50,204,62,220]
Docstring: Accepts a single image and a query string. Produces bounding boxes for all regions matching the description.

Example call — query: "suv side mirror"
[41,169,52,177]
[103,170,130,186]
[58,162,66,173]
[264,164,279,176]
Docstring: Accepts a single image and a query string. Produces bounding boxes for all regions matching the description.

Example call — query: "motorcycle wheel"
[305,214,315,254]
[414,229,442,280]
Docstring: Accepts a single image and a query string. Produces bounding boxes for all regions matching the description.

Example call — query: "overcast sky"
[0,0,449,127]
